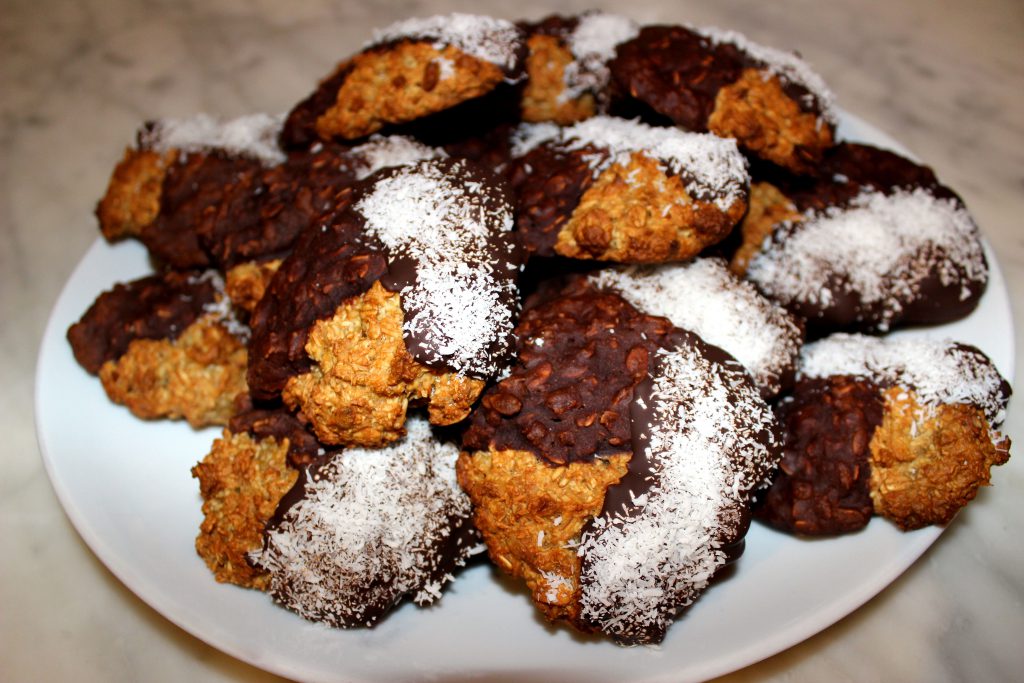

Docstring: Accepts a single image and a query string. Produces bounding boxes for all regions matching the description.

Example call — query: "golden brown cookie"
[247,158,520,447]
[192,429,298,589]
[755,334,1012,534]
[510,116,749,263]
[281,14,526,145]
[99,314,248,428]
[609,24,836,173]
[459,286,779,645]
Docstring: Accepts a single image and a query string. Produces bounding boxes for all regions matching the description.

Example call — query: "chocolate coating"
[199,144,360,270]
[229,407,323,467]
[754,376,882,535]
[507,144,601,256]
[246,208,387,400]
[143,153,261,269]
[67,270,217,375]
[464,286,686,465]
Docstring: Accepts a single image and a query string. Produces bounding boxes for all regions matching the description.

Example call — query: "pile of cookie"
[66,12,1011,646]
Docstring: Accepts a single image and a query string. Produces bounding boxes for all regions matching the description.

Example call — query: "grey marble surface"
[3,0,1023,680]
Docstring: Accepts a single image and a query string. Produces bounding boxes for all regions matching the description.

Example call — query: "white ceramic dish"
[35,112,1015,683]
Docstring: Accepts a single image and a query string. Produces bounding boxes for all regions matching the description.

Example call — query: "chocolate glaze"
[610,25,823,133]
[519,13,580,41]
[67,270,216,375]
[229,407,323,467]
[463,286,679,464]
[199,143,361,270]
[507,143,603,257]
[754,376,882,535]
[751,142,959,213]
[389,84,522,170]
[142,152,261,269]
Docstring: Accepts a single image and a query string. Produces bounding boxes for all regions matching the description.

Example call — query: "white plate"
[35,112,1015,683]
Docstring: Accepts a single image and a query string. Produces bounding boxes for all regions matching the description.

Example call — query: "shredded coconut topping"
[190,270,251,341]
[349,135,447,180]
[578,344,778,643]
[250,416,474,627]
[370,13,522,72]
[558,116,748,211]
[799,334,1009,426]
[588,259,801,396]
[696,26,838,124]
[560,12,639,101]
[509,121,561,158]
[354,159,518,377]
[139,112,286,166]
[746,188,987,331]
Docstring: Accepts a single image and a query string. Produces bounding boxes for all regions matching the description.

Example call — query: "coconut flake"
[560,12,639,102]
[799,333,1009,425]
[370,13,522,72]
[140,112,286,166]
[250,416,474,627]
[557,116,748,211]
[509,121,562,158]
[354,159,518,377]
[588,259,801,396]
[349,135,447,180]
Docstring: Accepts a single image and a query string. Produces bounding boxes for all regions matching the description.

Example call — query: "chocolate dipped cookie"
[737,143,988,334]
[756,334,1011,534]
[610,24,836,173]
[248,157,520,447]
[458,284,780,645]
[509,115,749,263]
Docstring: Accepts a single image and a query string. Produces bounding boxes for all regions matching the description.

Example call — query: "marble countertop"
[4,0,1023,680]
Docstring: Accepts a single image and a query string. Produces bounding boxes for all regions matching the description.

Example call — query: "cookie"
[510,115,749,262]
[247,158,520,446]
[458,286,779,644]
[610,24,836,172]
[67,270,249,427]
[755,334,1011,533]
[96,113,285,269]
[192,412,303,589]
[740,145,988,333]
[280,13,526,146]
[249,415,481,628]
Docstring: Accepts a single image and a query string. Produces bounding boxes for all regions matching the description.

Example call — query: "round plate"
[35,112,1015,683]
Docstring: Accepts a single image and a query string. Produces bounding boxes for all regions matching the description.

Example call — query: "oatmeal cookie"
[740,144,988,333]
[248,158,520,446]
[755,334,1012,534]
[280,14,526,145]
[509,116,748,262]
[610,24,836,173]
[67,270,249,427]
[459,286,779,645]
